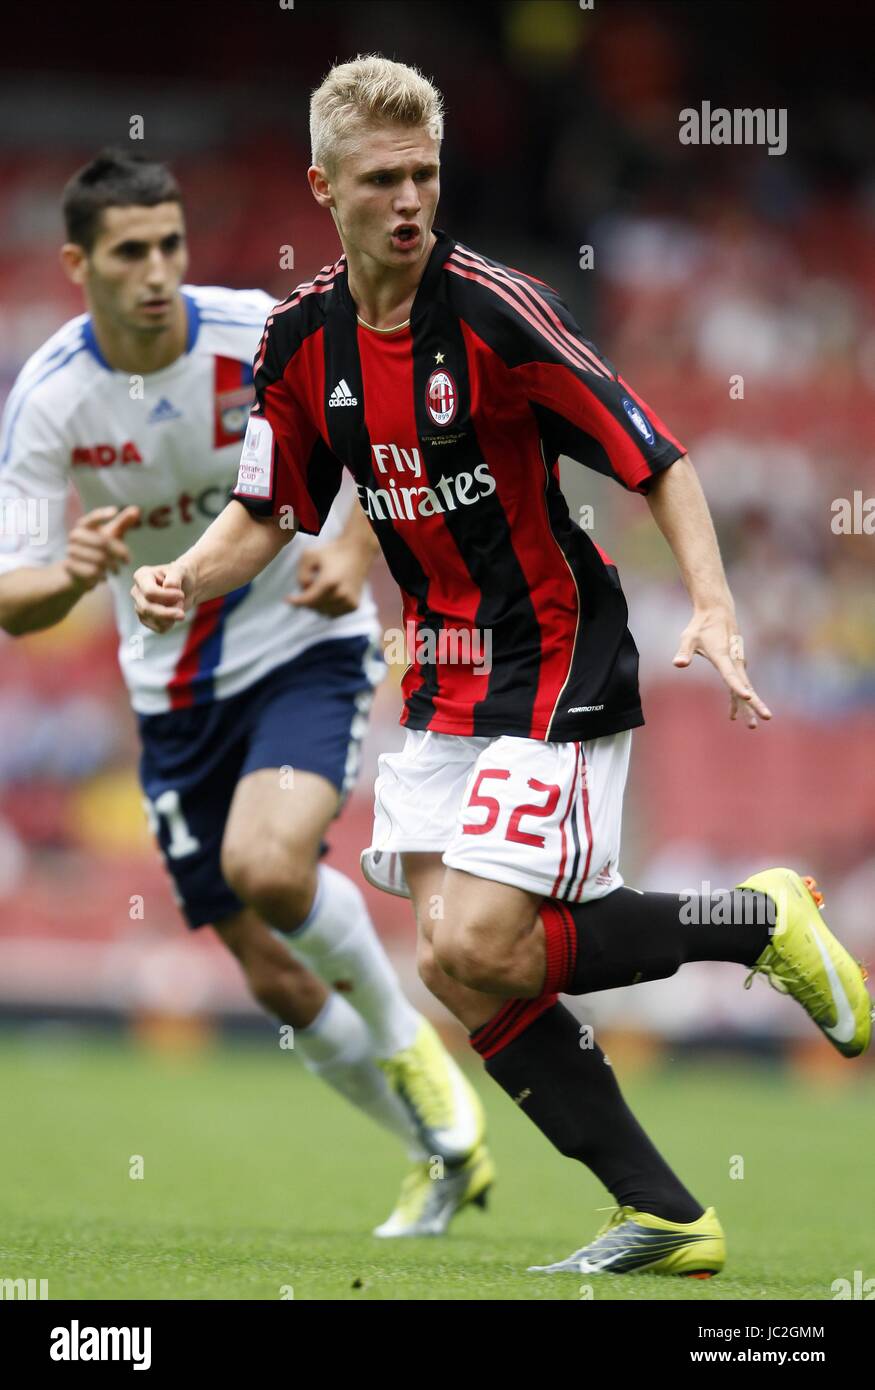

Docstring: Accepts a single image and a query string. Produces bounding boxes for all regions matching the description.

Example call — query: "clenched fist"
[131,560,195,633]
[286,539,370,617]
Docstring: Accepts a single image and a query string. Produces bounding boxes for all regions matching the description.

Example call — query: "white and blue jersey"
[0,284,379,714]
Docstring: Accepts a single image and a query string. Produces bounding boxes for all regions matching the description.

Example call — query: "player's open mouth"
[391,225,420,250]
[141,299,171,314]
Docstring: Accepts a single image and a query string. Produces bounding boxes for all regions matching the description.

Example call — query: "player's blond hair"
[310,54,444,175]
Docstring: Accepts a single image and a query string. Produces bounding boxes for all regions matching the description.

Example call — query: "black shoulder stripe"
[445,245,613,379]
[254,258,346,383]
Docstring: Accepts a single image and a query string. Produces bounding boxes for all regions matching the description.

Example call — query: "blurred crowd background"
[1,0,873,1060]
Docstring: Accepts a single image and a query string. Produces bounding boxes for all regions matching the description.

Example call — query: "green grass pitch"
[1,1031,873,1300]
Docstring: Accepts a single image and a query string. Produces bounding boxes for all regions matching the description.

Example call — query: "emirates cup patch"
[235,417,274,498]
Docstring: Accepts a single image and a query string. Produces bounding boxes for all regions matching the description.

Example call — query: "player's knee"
[417,935,449,997]
[432,920,507,992]
[221,842,315,923]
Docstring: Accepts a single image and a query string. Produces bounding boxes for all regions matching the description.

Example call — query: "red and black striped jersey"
[232,228,686,741]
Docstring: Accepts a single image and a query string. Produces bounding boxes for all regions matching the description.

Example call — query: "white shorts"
[361,728,632,903]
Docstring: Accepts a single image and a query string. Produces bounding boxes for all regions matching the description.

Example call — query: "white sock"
[295,992,426,1159]
[282,864,420,1058]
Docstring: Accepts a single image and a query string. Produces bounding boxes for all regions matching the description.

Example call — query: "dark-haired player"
[0,147,493,1238]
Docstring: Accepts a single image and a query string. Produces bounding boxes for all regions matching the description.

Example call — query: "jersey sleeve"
[231,307,343,535]
[0,386,69,575]
[505,281,686,493]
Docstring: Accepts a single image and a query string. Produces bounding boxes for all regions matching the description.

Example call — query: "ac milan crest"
[425,367,457,426]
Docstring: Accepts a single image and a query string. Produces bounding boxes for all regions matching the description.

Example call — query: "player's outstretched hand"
[131,560,193,633]
[673,607,772,729]
[63,504,141,592]
[287,541,367,617]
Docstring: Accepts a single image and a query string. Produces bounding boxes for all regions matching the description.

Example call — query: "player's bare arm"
[288,495,380,617]
[0,504,140,636]
[645,452,772,728]
[131,497,295,633]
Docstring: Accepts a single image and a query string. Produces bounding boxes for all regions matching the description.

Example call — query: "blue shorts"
[137,634,384,929]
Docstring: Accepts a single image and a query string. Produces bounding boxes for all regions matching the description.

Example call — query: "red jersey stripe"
[167,597,225,710]
[458,321,580,735]
[357,322,484,734]
[618,373,687,455]
[551,741,581,896]
[513,359,660,491]
[573,746,595,901]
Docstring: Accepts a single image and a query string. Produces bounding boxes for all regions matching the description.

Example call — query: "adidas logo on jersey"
[595,859,615,887]
[148,397,183,424]
[329,379,358,407]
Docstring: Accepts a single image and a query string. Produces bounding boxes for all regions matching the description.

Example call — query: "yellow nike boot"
[739,868,872,1058]
[377,1016,486,1161]
[373,1145,495,1238]
[528,1204,725,1276]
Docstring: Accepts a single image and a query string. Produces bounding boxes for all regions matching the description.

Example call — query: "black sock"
[542,886,775,996]
[471,997,704,1224]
